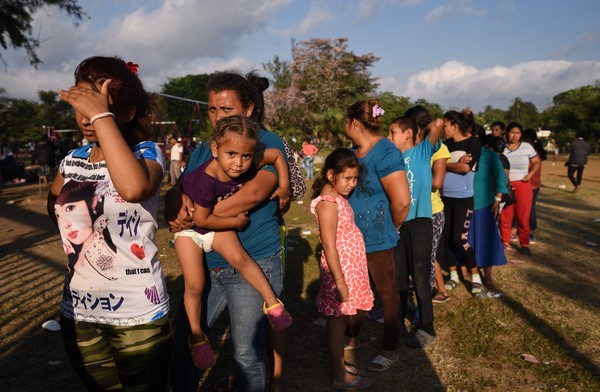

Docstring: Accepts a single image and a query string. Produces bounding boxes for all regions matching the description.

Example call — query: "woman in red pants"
[499,122,541,255]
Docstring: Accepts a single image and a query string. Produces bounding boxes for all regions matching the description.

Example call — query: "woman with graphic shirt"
[438,110,483,294]
[499,122,541,255]
[49,56,172,391]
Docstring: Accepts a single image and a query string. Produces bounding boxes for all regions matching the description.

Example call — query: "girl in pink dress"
[310,148,374,390]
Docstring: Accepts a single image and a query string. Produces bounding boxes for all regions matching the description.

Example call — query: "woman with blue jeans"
[166,72,287,391]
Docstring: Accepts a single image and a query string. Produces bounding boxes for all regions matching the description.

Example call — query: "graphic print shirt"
[56,142,169,325]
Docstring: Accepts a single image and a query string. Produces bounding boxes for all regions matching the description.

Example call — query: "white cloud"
[424,0,487,25]
[1,0,291,100]
[272,3,334,37]
[550,32,600,59]
[395,60,600,110]
[355,0,422,23]
[94,0,290,72]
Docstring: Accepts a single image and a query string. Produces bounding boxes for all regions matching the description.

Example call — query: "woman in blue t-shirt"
[438,109,483,294]
[166,72,290,391]
[343,99,411,372]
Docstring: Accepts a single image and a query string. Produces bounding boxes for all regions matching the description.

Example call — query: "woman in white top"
[499,122,541,255]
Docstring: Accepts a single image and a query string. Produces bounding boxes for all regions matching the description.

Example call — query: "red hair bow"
[125,61,139,74]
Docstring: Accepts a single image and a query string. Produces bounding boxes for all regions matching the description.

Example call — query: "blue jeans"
[170,254,283,392]
[303,156,314,179]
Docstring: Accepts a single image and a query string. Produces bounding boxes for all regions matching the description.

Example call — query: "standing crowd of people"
[45,55,593,392]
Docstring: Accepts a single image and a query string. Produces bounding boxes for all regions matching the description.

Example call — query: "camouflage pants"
[60,314,173,391]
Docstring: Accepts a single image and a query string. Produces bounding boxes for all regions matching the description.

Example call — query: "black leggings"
[438,196,476,270]
[395,218,434,332]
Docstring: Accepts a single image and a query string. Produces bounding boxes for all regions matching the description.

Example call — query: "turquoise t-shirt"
[473,147,508,210]
[403,139,440,221]
[183,130,285,268]
[349,138,405,254]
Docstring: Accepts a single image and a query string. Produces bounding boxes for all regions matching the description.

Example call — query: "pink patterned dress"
[310,194,373,317]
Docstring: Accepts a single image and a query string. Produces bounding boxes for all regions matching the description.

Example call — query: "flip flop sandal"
[471,282,484,294]
[333,375,372,390]
[432,292,451,304]
[189,335,216,369]
[444,279,459,291]
[367,353,399,372]
[344,362,366,377]
[406,329,437,349]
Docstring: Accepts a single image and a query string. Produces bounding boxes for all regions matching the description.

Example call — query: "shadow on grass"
[498,293,600,382]
[280,227,445,392]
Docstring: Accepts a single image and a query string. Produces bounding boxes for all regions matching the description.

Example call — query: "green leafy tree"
[265,37,379,138]
[262,54,291,89]
[0,98,42,142]
[506,97,539,128]
[0,0,86,67]
[478,105,508,127]
[37,90,75,130]
[289,37,379,112]
[377,91,411,131]
[546,83,600,151]
[159,74,211,141]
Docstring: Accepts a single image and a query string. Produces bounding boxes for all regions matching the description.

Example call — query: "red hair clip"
[125,61,139,74]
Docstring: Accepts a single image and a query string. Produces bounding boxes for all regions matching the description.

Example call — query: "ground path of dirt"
[1,157,599,391]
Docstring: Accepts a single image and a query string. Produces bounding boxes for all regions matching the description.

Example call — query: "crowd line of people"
[45,55,593,392]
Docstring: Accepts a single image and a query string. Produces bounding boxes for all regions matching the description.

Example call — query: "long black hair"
[312,148,362,198]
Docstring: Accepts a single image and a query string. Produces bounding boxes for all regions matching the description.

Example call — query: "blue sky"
[2,0,600,112]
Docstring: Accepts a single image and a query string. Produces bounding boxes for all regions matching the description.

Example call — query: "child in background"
[174,115,292,369]
[388,116,443,348]
[310,148,373,390]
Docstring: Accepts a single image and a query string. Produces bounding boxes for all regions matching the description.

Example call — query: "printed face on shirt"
[329,167,360,197]
[387,123,413,151]
[211,132,257,179]
[55,200,94,246]
[207,90,254,128]
[507,127,522,144]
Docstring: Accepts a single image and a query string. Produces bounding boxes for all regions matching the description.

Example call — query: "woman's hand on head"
[58,79,111,120]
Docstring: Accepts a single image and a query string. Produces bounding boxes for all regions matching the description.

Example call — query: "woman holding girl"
[173,115,292,370]
[343,99,411,372]
[387,115,443,347]
[311,148,373,390]
[167,71,291,391]
[438,109,483,294]
[50,56,172,391]
[499,122,541,255]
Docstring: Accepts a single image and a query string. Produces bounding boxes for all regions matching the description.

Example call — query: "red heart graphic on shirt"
[131,244,145,260]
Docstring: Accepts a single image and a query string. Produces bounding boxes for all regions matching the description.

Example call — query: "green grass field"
[1,156,599,391]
